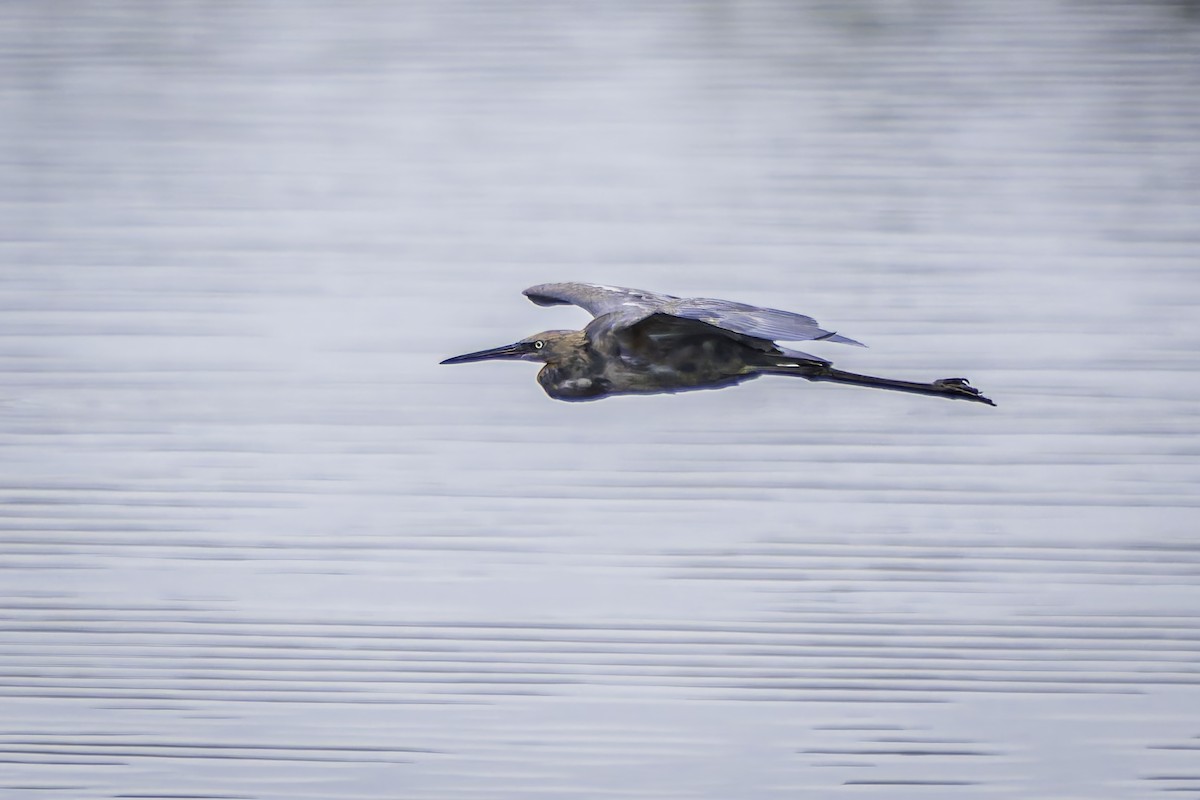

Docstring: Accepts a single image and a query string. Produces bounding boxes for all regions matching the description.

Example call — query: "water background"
[2,1,1199,797]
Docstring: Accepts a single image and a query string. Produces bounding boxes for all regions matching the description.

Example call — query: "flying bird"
[441,283,995,406]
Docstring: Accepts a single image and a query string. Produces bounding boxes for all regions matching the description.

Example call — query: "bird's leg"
[810,365,995,406]
[762,359,995,406]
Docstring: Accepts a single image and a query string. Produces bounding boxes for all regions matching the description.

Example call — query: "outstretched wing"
[599,313,833,367]
[523,283,674,317]
[524,282,864,346]
[664,297,864,347]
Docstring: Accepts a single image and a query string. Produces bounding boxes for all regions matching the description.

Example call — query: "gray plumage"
[524,282,865,348]
[442,282,995,406]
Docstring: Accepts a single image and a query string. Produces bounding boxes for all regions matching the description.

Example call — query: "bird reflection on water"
[442,283,995,406]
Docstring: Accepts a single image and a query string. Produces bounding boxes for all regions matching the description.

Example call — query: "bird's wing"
[523,283,674,318]
[525,282,865,346]
[609,314,834,364]
[662,297,865,346]
[591,313,772,368]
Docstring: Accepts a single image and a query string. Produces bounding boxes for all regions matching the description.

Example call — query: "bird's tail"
[759,357,995,406]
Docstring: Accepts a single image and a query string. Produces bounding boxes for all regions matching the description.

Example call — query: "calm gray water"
[2,1,1199,798]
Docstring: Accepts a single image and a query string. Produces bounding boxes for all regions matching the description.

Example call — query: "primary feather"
[523,282,864,347]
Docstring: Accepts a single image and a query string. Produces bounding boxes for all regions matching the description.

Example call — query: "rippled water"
[2,1,1199,798]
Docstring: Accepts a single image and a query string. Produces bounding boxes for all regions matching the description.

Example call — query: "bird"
[440,283,995,406]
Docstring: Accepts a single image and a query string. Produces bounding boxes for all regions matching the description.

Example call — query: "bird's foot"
[933,378,996,406]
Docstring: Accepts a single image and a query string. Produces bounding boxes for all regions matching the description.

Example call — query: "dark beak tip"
[440,354,480,365]
[439,342,529,365]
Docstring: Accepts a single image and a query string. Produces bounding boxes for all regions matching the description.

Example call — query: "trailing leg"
[763,359,995,406]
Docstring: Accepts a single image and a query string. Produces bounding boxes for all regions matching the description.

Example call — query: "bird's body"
[441,283,995,406]
[531,319,760,400]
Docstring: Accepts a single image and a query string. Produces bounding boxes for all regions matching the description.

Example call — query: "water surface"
[2,1,1199,798]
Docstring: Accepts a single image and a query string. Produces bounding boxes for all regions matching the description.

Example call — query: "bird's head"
[440,330,579,365]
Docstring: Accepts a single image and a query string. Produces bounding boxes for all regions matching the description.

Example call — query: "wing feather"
[523,283,672,317]
[665,298,865,346]
[523,282,864,346]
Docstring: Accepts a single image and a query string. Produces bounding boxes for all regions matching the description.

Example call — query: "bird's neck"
[536,335,609,400]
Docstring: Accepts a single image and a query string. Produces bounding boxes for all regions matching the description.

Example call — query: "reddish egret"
[441,283,995,406]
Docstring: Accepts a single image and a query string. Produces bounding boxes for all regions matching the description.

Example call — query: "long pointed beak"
[440,341,531,365]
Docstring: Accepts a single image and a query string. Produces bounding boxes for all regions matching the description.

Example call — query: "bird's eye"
[534,340,545,349]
